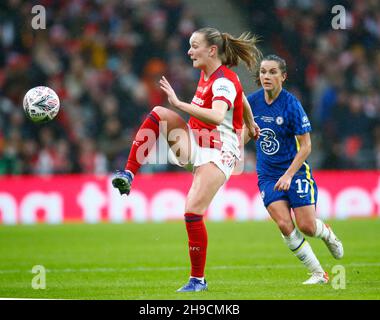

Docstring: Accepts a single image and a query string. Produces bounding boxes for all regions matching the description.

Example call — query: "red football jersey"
[188,65,243,153]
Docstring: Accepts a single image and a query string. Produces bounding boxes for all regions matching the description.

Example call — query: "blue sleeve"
[289,97,312,135]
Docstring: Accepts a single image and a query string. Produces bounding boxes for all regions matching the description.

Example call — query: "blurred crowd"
[0,0,379,176]
[241,0,380,169]
[0,0,200,175]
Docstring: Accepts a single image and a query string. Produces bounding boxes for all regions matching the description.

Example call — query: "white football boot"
[302,272,329,285]
[323,225,344,259]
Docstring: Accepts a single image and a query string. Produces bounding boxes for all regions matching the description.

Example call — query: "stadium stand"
[0,0,379,175]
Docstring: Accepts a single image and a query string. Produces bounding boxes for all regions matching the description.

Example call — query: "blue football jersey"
[247,88,312,179]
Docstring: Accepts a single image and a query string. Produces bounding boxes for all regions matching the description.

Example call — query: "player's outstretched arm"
[159,76,227,125]
[242,124,251,145]
[242,94,260,143]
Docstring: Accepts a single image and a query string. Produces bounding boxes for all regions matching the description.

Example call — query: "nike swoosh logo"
[299,195,308,198]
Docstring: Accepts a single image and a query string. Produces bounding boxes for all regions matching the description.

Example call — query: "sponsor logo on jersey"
[197,86,209,94]
[259,128,280,155]
[192,96,204,106]
[215,85,230,95]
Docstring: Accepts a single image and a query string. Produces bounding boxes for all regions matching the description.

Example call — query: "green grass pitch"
[0,219,379,299]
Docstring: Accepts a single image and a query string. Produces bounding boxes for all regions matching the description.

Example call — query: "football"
[23,86,60,123]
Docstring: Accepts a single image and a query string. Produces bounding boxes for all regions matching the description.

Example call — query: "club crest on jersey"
[276,116,284,125]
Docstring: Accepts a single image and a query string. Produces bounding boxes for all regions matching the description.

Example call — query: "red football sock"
[184,213,208,278]
[125,111,161,175]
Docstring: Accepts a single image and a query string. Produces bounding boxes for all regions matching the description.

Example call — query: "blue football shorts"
[258,174,318,208]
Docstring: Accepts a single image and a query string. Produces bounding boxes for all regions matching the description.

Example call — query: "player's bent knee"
[152,106,165,117]
[276,219,294,235]
[298,223,315,236]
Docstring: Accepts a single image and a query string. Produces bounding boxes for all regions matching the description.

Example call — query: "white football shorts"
[168,125,240,180]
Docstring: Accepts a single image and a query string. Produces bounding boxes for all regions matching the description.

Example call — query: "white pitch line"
[0,262,379,275]
[0,298,64,300]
